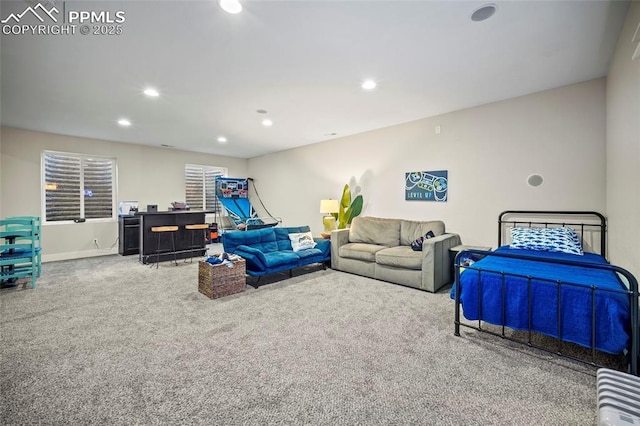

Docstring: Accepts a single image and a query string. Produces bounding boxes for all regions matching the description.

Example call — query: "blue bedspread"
[451,246,630,354]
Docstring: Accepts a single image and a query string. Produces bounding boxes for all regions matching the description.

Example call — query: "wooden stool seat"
[151,226,179,233]
[185,224,208,230]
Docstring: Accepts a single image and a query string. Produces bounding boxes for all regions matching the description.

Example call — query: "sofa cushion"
[295,247,323,260]
[263,251,299,268]
[376,246,422,270]
[339,242,388,262]
[223,228,278,254]
[349,217,401,247]
[400,220,445,246]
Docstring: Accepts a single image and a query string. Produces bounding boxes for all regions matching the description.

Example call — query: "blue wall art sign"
[405,170,448,202]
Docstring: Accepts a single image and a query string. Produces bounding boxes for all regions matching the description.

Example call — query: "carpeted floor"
[1,253,600,425]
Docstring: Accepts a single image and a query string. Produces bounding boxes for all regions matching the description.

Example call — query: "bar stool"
[184,223,209,263]
[150,226,179,268]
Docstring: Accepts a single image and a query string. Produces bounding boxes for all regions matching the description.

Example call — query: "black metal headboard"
[498,210,607,258]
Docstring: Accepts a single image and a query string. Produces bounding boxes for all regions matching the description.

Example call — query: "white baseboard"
[43,248,118,263]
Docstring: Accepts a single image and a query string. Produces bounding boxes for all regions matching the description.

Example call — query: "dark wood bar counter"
[137,210,213,264]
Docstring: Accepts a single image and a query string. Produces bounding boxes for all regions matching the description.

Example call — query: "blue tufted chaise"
[221,226,331,277]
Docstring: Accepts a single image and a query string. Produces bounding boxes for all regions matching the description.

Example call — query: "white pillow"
[289,232,317,252]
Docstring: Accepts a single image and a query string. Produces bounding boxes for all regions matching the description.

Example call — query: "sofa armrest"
[330,228,350,270]
[313,238,331,260]
[421,233,461,293]
[234,244,268,271]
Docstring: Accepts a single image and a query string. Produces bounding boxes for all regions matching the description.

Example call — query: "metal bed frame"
[453,210,639,375]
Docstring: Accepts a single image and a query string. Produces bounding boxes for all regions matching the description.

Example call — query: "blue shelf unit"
[1,216,41,289]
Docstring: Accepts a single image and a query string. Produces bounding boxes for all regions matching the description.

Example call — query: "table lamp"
[319,199,339,235]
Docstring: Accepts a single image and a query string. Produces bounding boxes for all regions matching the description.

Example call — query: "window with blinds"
[42,152,116,223]
[185,165,225,212]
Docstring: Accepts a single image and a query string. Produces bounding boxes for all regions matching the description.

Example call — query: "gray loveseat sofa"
[331,216,461,292]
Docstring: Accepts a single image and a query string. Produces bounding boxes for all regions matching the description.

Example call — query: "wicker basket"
[198,258,246,299]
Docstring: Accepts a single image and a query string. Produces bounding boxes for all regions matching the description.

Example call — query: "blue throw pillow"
[510,227,583,255]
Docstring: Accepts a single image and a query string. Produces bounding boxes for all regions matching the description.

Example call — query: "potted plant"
[334,184,363,229]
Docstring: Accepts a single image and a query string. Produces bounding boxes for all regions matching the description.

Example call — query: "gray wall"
[0,127,248,261]
[606,1,640,279]
[248,79,607,252]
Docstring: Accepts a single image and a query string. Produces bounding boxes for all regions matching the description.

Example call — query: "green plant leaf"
[338,184,351,229]
[346,195,363,224]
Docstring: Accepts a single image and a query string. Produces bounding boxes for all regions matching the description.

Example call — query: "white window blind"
[185,164,225,212]
[43,152,116,223]
[83,158,114,219]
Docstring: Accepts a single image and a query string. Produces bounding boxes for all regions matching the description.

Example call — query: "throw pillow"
[510,227,583,256]
[410,237,424,251]
[410,231,436,251]
[289,232,317,252]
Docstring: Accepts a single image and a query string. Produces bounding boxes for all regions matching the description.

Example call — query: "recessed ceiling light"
[219,0,242,14]
[144,88,159,97]
[471,4,497,22]
[217,136,227,143]
[362,79,377,90]
[117,118,131,127]
[262,119,273,127]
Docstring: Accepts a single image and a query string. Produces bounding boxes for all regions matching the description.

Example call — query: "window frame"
[41,150,118,225]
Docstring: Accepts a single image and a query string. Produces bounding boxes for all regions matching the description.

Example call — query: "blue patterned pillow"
[410,231,436,251]
[510,227,583,256]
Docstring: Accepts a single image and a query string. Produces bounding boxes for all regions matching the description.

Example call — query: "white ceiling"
[0,0,630,158]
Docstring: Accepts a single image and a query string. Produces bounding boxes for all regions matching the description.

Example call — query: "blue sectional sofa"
[222,226,331,277]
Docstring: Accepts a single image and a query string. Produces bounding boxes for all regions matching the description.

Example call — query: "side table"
[198,257,246,299]
[449,244,491,282]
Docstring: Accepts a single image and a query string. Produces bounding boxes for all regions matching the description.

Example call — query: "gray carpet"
[1,254,600,425]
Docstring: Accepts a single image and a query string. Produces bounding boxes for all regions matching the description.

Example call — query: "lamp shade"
[320,199,339,214]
